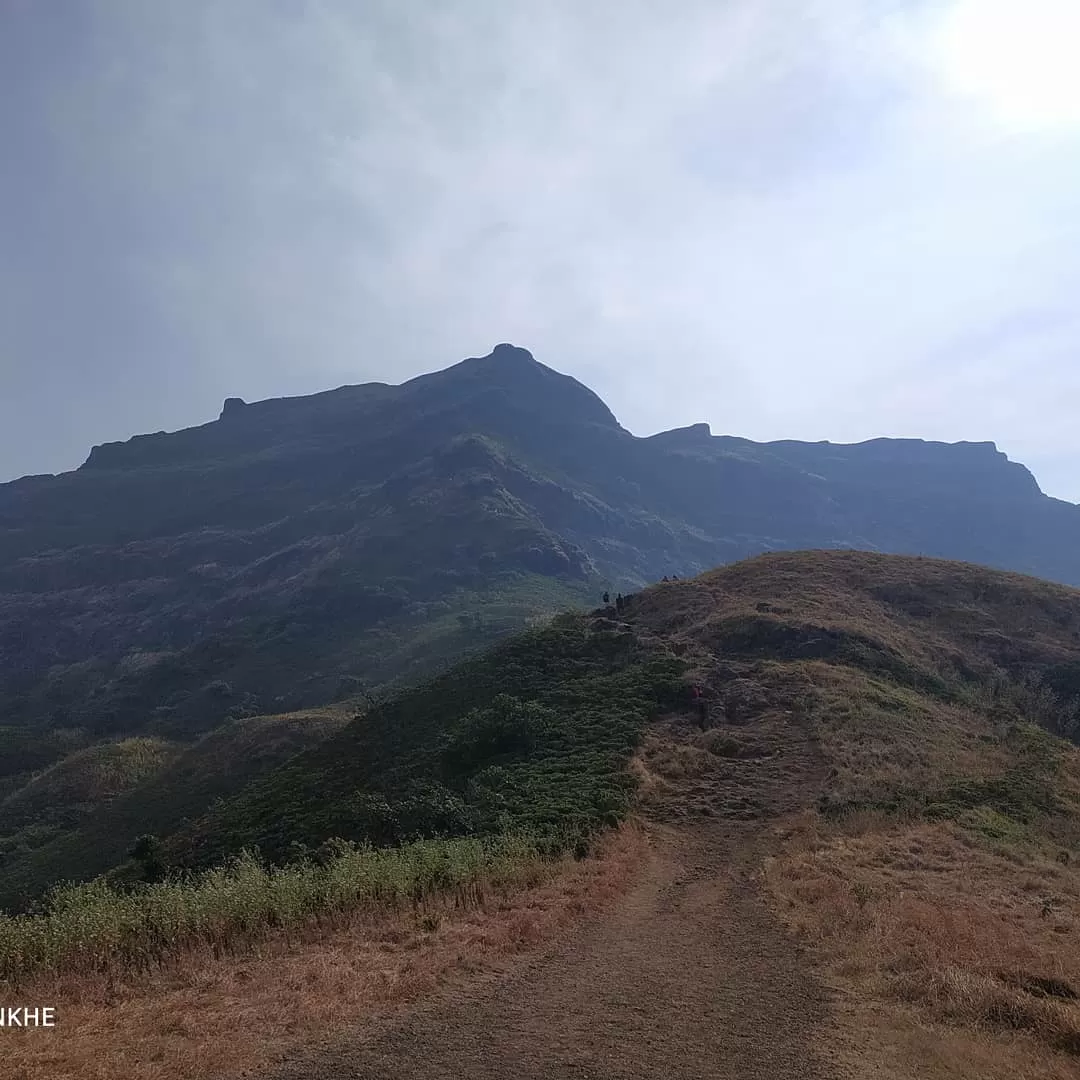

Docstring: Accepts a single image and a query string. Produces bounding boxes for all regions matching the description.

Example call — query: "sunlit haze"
[931,0,1080,130]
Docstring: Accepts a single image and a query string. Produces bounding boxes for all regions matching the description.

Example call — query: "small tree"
[129,834,167,883]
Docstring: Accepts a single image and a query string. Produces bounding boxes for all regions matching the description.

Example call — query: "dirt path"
[272,700,845,1080]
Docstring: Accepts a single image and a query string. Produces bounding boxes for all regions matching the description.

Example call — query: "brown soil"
[271,702,847,1080]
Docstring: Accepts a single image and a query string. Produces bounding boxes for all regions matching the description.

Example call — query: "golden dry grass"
[636,552,1080,1075]
[0,824,647,1080]
[765,812,1080,1077]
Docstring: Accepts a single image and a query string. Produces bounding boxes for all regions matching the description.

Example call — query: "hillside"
[3,344,1080,756]
[139,551,1077,870]
[4,550,1080,1080]
[0,737,177,857]
[0,708,354,910]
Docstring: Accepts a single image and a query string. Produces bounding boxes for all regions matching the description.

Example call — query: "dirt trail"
[273,701,844,1080]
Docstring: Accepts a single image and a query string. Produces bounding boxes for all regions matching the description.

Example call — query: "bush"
[443,695,554,771]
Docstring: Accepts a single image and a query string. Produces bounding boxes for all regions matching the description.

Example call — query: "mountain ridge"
[3,344,1053,498]
[2,344,1079,763]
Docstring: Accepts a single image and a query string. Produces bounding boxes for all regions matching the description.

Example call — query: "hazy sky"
[2,0,1078,500]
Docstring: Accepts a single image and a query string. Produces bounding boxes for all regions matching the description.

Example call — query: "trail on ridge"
[273,686,847,1080]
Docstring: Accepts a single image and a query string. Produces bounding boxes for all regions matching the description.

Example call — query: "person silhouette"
[692,685,708,729]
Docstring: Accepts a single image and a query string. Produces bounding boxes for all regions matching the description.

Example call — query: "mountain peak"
[408,344,623,433]
[490,343,535,361]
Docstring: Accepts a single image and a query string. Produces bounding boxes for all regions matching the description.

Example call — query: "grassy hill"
[10,548,1078,900]
[0,709,354,910]
[166,616,686,869]
[0,737,178,857]
[141,550,1080,879]
[3,550,1080,1074]
[623,551,1080,853]
[620,551,1080,1070]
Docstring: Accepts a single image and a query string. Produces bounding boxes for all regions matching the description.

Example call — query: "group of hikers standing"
[601,574,679,614]
[601,590,636,613]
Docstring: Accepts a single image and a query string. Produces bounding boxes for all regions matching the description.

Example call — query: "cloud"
[1,0,1077,500]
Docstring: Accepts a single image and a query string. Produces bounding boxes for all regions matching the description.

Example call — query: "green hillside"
[0,737,178,857]
[4,548,1080,1080]
[149,550,1080,878]
[168,616,686,869]
[0,709,353,910]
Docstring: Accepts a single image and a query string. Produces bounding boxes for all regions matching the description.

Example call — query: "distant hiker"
[691,685,708,729]
[615,593,624,613]
[672,574,680,581]
[602,591,610,605]
[662,575,670,583]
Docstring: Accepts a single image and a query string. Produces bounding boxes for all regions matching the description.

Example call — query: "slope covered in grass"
[0,709,354,911]
[616,550,1080,1073]
[0,612,684,986]
[0,737,177,851]
[168,615,686,869]
[3,549,1080,1077]
[99,549,1080,888]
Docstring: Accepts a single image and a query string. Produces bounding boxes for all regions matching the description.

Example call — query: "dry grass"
[0,824,647,1080]
[633,551,1080,1075]
[765,812,1080,1075]
[799,663,1016,805]
[637,722,770,786]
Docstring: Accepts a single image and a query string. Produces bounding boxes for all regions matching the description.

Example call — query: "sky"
[2,0,1078,501]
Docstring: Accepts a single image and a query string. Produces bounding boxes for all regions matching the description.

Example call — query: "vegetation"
[6,546,1080,1077]
[0,725,89,800]
[0,737,177,852]
[170,614,685,868]
[642,551,1080,1071]
[0,607,682,985]
[0,709,355,911]
[0,834,543,988]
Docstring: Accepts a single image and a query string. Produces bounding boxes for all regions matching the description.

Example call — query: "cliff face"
[2,344,1078,743]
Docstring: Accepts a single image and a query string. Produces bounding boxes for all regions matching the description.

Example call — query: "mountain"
[2,344,1079,753]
